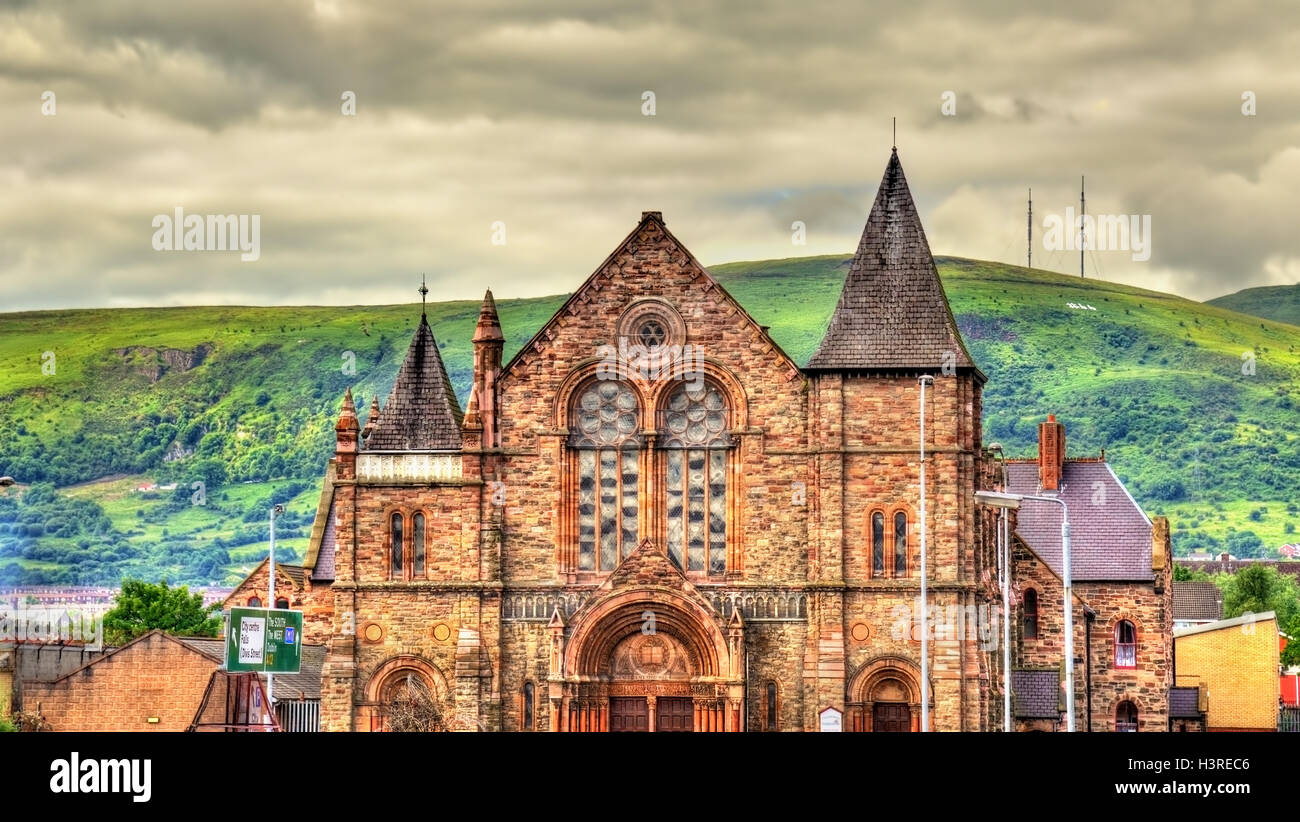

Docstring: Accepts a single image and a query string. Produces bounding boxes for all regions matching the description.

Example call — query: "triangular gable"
[503,212,800,380]
[41,629,222,686]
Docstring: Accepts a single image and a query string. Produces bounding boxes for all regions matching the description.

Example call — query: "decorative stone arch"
[1107,611,1143,670]
[363,654,451,732]
[847,655,924,732]
[553,359,653,431]
[645,357,749,430]
[565,587,731,678]
[557,586,743,732]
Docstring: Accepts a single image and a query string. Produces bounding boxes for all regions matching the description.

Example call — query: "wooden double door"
[872,702,912,733]
[609,697,694,732]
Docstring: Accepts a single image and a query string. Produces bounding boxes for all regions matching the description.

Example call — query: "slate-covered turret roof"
[807,149,975,371]
[365,313,463,451]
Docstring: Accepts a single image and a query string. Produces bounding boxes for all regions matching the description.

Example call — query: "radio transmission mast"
[1027,188,1033,269]
[1079,175,1086,278]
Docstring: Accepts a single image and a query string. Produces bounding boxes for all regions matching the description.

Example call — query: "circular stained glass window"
[637,318,667,348]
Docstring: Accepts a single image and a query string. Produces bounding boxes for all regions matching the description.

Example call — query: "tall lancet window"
[570,380,641,572]
[660,381,730,575]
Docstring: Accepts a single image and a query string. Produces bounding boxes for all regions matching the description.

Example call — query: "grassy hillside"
[2,255,1298,585]
[1207,283,1300,327]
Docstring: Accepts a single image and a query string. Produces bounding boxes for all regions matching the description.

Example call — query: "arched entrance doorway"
[363,655,450,732]
[847,656,923,732]
[558,588,743,732]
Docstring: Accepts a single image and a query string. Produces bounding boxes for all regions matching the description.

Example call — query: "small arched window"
[412,513,426,577]
[893,512,908,576]
[274,597,289,609]
[523,682,535,731]
[390,512,403,576]
[1115,620,1137,669]
[871,512,885,576]
[765,682,778,731]
[1022,589,1039,640]
[247,596,262,608]
[1116,700,1138,732]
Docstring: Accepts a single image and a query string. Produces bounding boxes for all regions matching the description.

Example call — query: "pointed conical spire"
[335,387,360,433]
[365,314,463,451]
[806,149,974,371]
[473,289,504,343]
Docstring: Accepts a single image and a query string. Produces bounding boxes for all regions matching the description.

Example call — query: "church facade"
[245,149,1169,731]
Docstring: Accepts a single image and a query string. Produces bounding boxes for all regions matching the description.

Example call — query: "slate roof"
[1012,669,1060,719]
[806,149,975,372]
[365,313,463,451]
[1172,581,1222,622]
[312,496,337,582]
[1006,460,1153,582]
[1169,686,1203,719]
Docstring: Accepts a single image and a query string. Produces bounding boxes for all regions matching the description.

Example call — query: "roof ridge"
[806,150,976,372]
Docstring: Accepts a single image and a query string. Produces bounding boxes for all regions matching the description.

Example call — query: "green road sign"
[226,607,303,674]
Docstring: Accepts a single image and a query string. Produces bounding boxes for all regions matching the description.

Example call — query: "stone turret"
[469,289,504,449]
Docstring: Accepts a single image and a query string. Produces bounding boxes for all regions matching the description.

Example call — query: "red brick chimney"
[1038,414,1066,491]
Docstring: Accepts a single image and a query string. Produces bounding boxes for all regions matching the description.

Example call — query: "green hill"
[1207,283,1300,327]
[2,255,1298,586]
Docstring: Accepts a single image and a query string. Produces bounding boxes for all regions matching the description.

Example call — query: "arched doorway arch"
[363,655,450,732]
[847,655,924,732]
[559,587,742,732]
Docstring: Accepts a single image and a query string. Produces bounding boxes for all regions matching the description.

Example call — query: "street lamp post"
[918,375,934,732]
[267,503,285,710]
[975,489,1074,732]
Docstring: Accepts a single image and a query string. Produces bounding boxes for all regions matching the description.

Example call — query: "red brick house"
[1004,417,1173,731]
[251,149,1171,731]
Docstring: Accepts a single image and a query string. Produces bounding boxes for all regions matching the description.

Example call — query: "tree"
[1283,614,1300,669]
[101,578,221,646]
[1173,564,1210,582]
[1217,565,1300,631]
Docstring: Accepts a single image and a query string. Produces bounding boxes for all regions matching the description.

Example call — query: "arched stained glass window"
[390,512,403,575]
[893,511,908,576]
[570,381,641,572]
[871,512,885,576]
[523,682,535,730]
[412,513,426,577]
[660,382,730,575]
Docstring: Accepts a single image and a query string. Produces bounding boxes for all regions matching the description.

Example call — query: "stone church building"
[229,149,1172,731]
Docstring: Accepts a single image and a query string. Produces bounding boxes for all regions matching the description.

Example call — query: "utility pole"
[918,375,934,732]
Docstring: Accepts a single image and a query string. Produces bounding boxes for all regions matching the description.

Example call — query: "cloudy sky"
[1,0,1298,312]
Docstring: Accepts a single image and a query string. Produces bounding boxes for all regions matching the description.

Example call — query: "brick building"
[1003,418,1173,732]
[264,149,1169,731]
[1175,612,1279,731]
